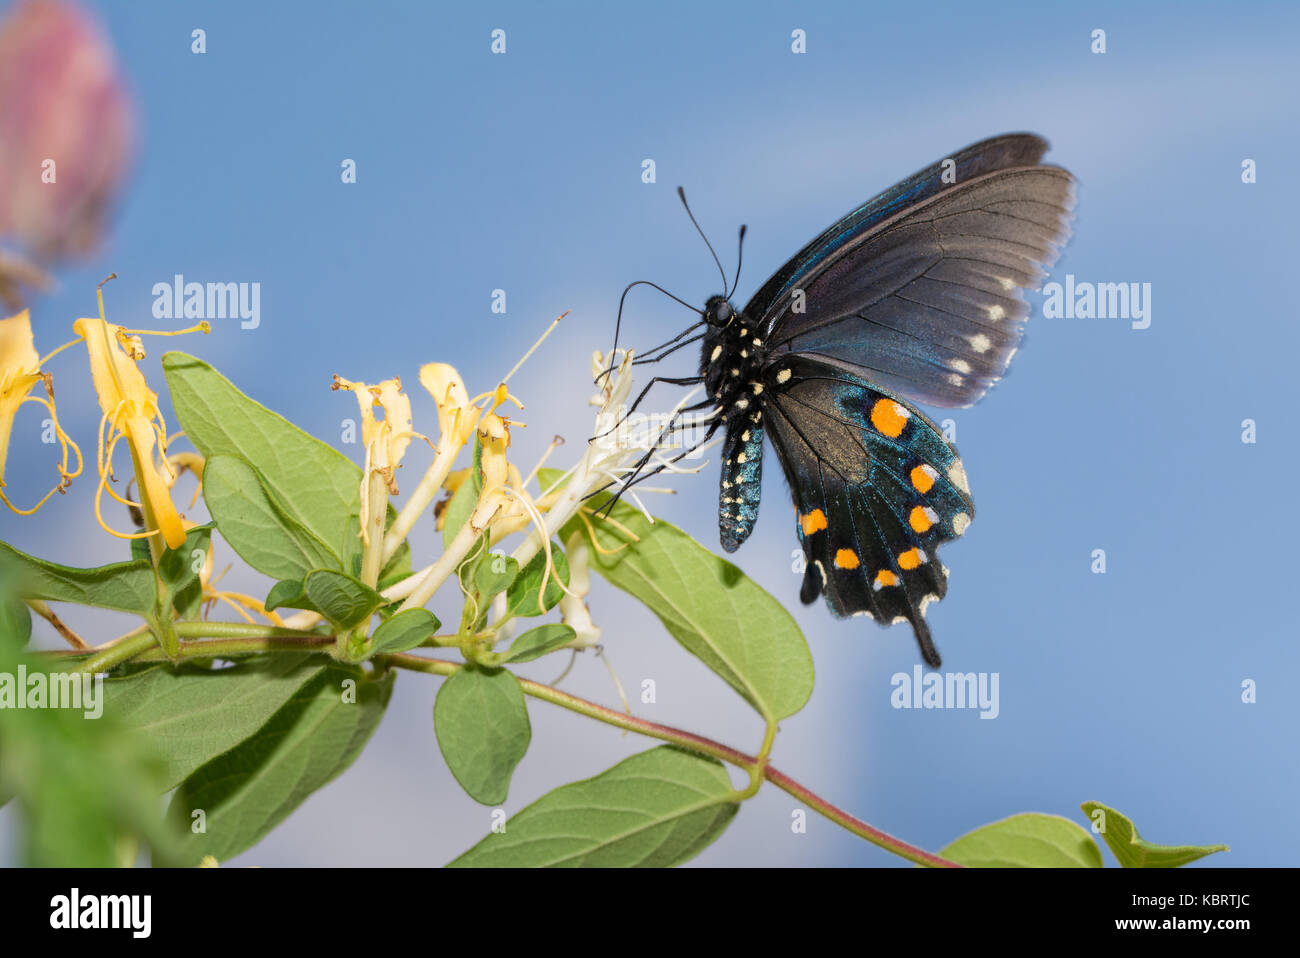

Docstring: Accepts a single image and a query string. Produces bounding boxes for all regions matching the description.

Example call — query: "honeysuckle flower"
[332,375,414,495]
[511,348,716,570]
[421,363,478,449]
[0,309,81,513]
[558,535,601,650]
[0,0,135,270]
[397,387,532,613]
[332,373,420,587]
[75,284,207,552]
[380,363,481,563]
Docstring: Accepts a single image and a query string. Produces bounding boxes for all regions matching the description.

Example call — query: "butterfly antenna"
[677,186,727,292]
[602,280,703,386]
[727,224,747,298]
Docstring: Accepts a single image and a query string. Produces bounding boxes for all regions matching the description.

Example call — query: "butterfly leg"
[590,375,705,443]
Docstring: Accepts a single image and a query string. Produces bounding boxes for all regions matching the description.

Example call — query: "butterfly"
[625,133,1075,667]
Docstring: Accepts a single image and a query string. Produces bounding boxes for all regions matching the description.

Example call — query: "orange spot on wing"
[870,398,910,438]
[799,508,827,535]
[874,570,899,588]
[834,548,860,570]
[898,548,923,570]
[910,464,936,494]
[909,506,935,533]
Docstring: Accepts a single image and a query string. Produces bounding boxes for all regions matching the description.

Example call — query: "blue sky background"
[2,0,1297,866]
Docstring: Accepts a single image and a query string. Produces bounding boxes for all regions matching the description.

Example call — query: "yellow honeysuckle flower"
[419,363,479,450]
[331,375,418,572]
[0,309,82,514]
[332,375,413,487]
[75,283,207,552]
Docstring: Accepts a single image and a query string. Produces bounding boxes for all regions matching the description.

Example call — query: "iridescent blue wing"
[761,354,974,666]
[747,135,1075,407]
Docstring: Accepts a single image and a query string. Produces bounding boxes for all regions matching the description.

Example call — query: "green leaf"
[203,455,342,580]
[503,546,569,619]
[377,536,412,592]
[1080,801,1228,868]
[302,569,387,631]
[368,608,440,656]
[498,623,575,664]
[163,666,394,865]
[434,666,530,805]
[454,532,496,635]
[0,539,154,614]
[941,813,1105,868]
[564,499,813,722]
[475,551,519,599]
[163,352,366,568]
[0,596,31,646]
[441,436,483,548]
[449,746,739,867]
[264,579,307,613]
[0,633,182,865]
[103,654,329,790]
[158,523,214,620]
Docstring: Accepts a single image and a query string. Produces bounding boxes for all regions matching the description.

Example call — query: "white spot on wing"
[969,333,992,353]
[776,368,792,384]
[947,459,970,495]
[952,512,971,535]
[948,358,971,374]
[987,304,1005,321]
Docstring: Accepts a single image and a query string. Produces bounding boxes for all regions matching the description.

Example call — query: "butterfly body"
[700,294,771,552]
[680,134,1074,666]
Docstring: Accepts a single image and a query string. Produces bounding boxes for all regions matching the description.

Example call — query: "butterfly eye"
[705,297,734,327]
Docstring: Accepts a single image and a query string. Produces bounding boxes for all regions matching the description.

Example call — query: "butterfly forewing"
[758,166,1075,408]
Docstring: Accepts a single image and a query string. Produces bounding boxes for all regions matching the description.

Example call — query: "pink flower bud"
[0,0,135,261]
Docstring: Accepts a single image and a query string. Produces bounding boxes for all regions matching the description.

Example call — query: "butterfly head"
[703,295,736,328]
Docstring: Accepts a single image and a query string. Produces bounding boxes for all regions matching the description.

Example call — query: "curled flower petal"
[75,287,199,550]
[0,309,81,513]
[419,363,478,450]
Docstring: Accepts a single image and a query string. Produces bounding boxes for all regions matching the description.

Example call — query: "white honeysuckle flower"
[558,535,601,649]
[512,348,718,570]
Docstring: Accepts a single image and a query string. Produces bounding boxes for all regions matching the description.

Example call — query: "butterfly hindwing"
[761,354,973,665]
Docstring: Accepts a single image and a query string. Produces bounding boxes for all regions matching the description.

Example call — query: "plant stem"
[132,635,334,662]
[173,621,320,639]
[378,651,961,868]
[71,630,158,675]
